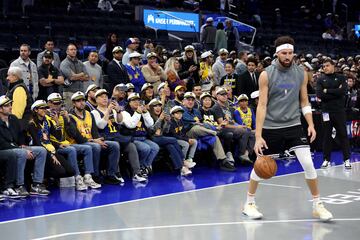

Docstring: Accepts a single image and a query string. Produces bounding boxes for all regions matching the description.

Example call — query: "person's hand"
[26,150,34,160]
[189,65,197,72]
[94,138,108,149]
[52,155,61,165]
[60,109,70,121]
[323,88,327,93]
[49,111,59,123]
[254,136,268,156]
[189,139,196,145]
[308,124,316,143]
[107,102,115,112]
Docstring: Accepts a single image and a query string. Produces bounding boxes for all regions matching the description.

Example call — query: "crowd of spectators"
[1,33,359,201]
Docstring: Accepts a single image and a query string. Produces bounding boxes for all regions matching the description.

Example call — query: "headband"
[276,44,294,53]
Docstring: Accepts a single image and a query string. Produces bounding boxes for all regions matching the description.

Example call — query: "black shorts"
[262,125,309,155]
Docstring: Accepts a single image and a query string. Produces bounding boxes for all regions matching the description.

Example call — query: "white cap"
[170,106,184,114]
[206,17,214,22]
[95,89,109,98]
[237,94,249,101]
[250,91,259,99]
[71,91,85,101]
[305,54,313,59]
[115,83,128,92]
[311,58,319,63]
[215,87,227,95]
[126,83,135,90]
[146,52,157,58]
[0,95,12,107]
[157,82,166,92]
[343,67,350,71]
[218,48,229,54]
[47,93,62,102]
[112,46,124,53]
[200,92,212,100]
[264,56,271,61]
[149,98,162,106]
[184,45,195,51]
[141,83,153,92]
[304,62,313,71]
[129,51,142,59]
[127,93,140,101]
[184,92,196,99]
[85,84,99,95]
[201,51,213,59]
[31,100,48,111]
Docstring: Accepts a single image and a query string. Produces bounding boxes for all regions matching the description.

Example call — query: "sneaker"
[146,166,153,175]
[220,159,236,172]
[344,160,352,169]
[313,202,333,221]
[0,194,4,201]
[30,183,50,196]
[284,150,295,158]
[242,202,263,219]
[184,159,196,169]
[240,154,253,164]
[181,166,192,176]
[104,175,122,185]
[15,185,29,198]
[114,173,125,184]
[140,168,149,178]
[132,174,148,183]
[84,174,102,189]
[226,152,235,162]
[75,176,88,191]
[321,160,330,169]
[2,188,21,199]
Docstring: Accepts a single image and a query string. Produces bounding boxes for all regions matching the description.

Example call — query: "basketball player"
[242,36,333,221]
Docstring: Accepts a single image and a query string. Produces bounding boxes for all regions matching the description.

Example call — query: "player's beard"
[278,58,293,68]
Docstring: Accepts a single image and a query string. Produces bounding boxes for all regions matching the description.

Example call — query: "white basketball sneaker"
[242,202,263,219]
[313,202,333,221]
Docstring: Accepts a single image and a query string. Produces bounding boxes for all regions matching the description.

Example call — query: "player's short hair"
[274,36,295,48]
[323,59,335,65]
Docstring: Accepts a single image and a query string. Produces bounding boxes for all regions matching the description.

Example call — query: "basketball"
[254,155,277,179]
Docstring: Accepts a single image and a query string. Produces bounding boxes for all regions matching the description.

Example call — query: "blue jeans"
[84,141,120,176]
[152,136,184,169]
[57,144,94,175]
[13,146,47,185]
[133,137,159,167]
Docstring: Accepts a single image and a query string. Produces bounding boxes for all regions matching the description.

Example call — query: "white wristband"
[302,105,312,116]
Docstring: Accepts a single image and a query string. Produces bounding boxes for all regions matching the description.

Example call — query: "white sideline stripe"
[32,218,360,240]
[1,161,359,225]
[259,183,302,189]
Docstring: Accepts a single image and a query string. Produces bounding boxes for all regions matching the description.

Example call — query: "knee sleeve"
[250,168,263,182]
[294,148,317,179]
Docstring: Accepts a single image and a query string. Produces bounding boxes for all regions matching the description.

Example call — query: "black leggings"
[45,153,75,179]
[322,111,350,161]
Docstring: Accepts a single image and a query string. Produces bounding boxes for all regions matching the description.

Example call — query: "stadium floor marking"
[32,218,360,240]
[259,182,302,189]
[0,163,356,225]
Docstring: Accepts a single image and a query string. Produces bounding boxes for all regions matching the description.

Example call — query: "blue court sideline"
[0,151,359,223]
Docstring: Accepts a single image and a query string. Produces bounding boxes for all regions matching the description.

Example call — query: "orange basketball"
[254,155,277,179]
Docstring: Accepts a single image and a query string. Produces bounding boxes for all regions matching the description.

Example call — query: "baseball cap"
[237,94,249,101]
[201,51,213,59]
[71,91,86,101]
[125,38,137,47]
[215,87,227,95]
[149,98,162,106]
[141,83,153,92]
[47,93,62,103]
[115,83,128,92]
[199,92,212,100]
[31,100,48,111]
[43,50,53,58]
[170,106,184,114]
[129,51,142,59]
[127,93,141,101]
[85,84,100,95]
[174,85,186,93]
[146,52,157,59]
[94,89,109,98]
[0,95,12,107]
[218,48,229,55]
[126,83,135,90]
[112,46,124,53]
[184,92,196,99]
